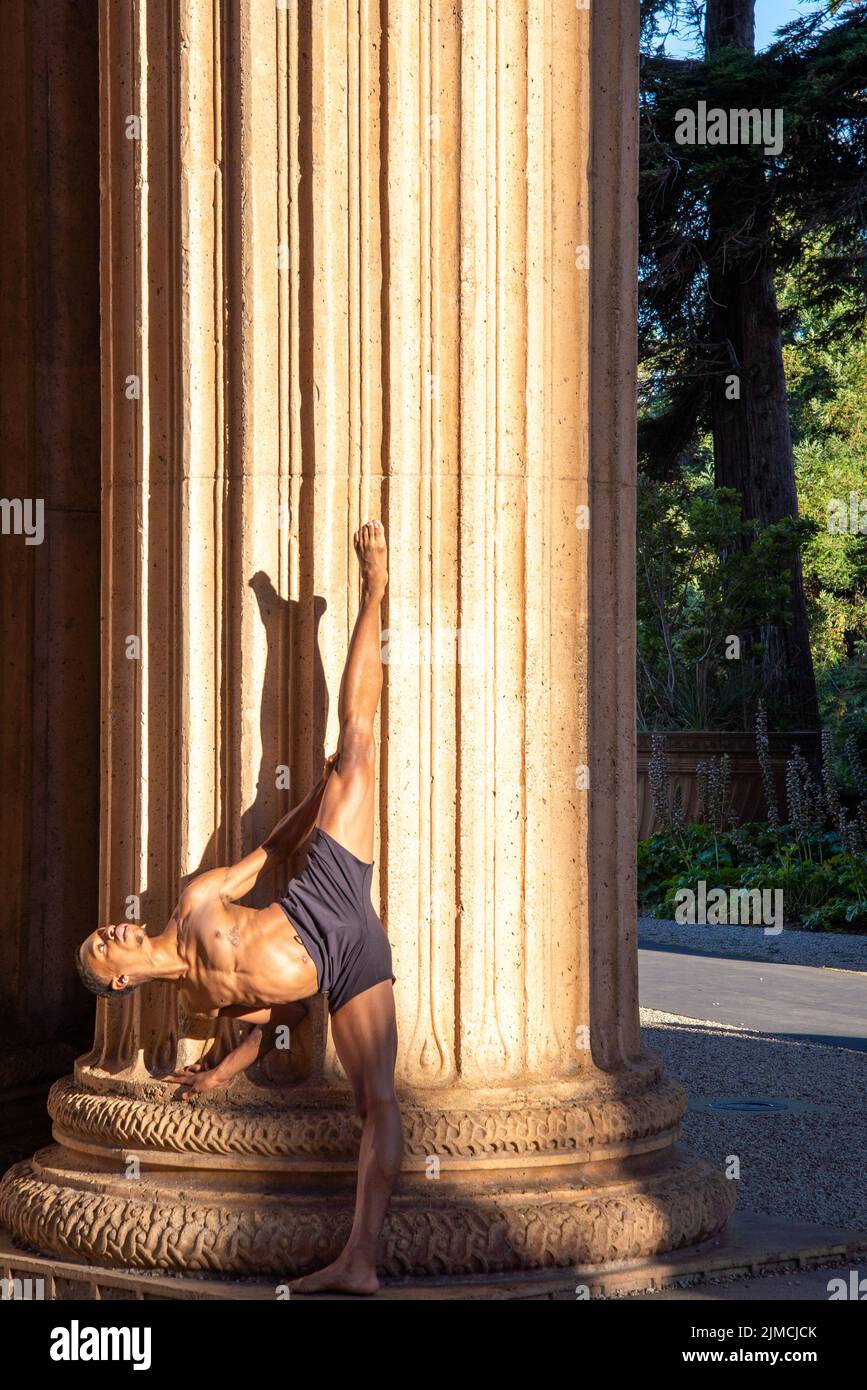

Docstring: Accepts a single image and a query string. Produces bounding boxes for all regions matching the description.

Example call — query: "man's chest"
[177,901,243,1006]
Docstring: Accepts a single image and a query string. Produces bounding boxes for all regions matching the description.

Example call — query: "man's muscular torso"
[173,880,318,1018]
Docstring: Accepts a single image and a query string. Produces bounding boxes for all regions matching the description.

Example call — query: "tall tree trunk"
[705,0,819,728]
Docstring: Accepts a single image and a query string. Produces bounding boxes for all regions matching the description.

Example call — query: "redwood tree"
[639,0,867,727]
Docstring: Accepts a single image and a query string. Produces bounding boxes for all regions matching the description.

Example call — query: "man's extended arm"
[214,757,336,903]
[260,756,336,860]
[164,1001,310,1097]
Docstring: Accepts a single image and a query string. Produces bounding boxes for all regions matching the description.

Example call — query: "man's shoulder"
[178,869,228,915]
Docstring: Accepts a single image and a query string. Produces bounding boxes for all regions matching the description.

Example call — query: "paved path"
[638,915,867,971]
[618,1263,864,1301]
[639,936,867,1051]
[637,925,867,1232]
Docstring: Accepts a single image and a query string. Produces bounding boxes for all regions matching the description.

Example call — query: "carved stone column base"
[0,1068,734,1278]
[44,1064,690,1166]
[0,1143,733,1278]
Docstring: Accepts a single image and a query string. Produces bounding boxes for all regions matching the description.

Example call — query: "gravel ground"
[641,1005,867,1232]
[639,916,867,971]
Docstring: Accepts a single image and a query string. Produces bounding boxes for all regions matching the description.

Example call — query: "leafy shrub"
[637,478,814,731]
[816,649,867,791]
[639,707,867,932]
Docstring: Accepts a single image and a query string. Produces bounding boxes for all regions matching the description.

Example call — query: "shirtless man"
[76,520,400,1296]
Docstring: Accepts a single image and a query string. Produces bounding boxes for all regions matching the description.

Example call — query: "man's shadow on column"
[141,572,330,1085]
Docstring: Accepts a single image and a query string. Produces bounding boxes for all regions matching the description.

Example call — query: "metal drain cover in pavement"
[708,1099,790,1114]
[690,1096,839,1116]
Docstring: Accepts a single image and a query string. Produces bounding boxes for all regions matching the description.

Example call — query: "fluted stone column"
[0,0,733,1279]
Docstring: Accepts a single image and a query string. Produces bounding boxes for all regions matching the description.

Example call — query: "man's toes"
[355,520,386,559]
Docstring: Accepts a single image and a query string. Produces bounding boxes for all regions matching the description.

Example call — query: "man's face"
[80,923,150,990]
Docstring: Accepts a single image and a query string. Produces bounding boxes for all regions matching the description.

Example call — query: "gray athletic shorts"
[278,827,395,1015]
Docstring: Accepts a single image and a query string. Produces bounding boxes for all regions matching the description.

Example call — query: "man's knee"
[355,1087,399,1123]
[338,718,376,771]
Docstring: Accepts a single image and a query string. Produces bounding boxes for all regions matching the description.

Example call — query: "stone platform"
[2,1215,863,1301]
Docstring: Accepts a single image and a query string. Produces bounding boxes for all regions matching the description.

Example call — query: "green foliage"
[638,823,867,930]
[638,7,867,473]
[783,280,867,668]
[637,6,867,736]
[816,655,867,787]
[640,718,867,932]
[637,476,815,729]
[777,264,867,766]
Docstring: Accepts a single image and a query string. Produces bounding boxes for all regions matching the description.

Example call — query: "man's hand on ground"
[163,1061,229,1100]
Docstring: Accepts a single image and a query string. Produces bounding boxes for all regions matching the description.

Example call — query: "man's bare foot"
[353,519,388,600]
[288,1252,380,1296]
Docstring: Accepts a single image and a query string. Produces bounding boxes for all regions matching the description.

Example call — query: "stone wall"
[0,0,101,1096]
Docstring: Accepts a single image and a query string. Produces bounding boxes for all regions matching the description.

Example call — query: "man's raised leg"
[287,521,399,1295]
[314,519,387,862]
